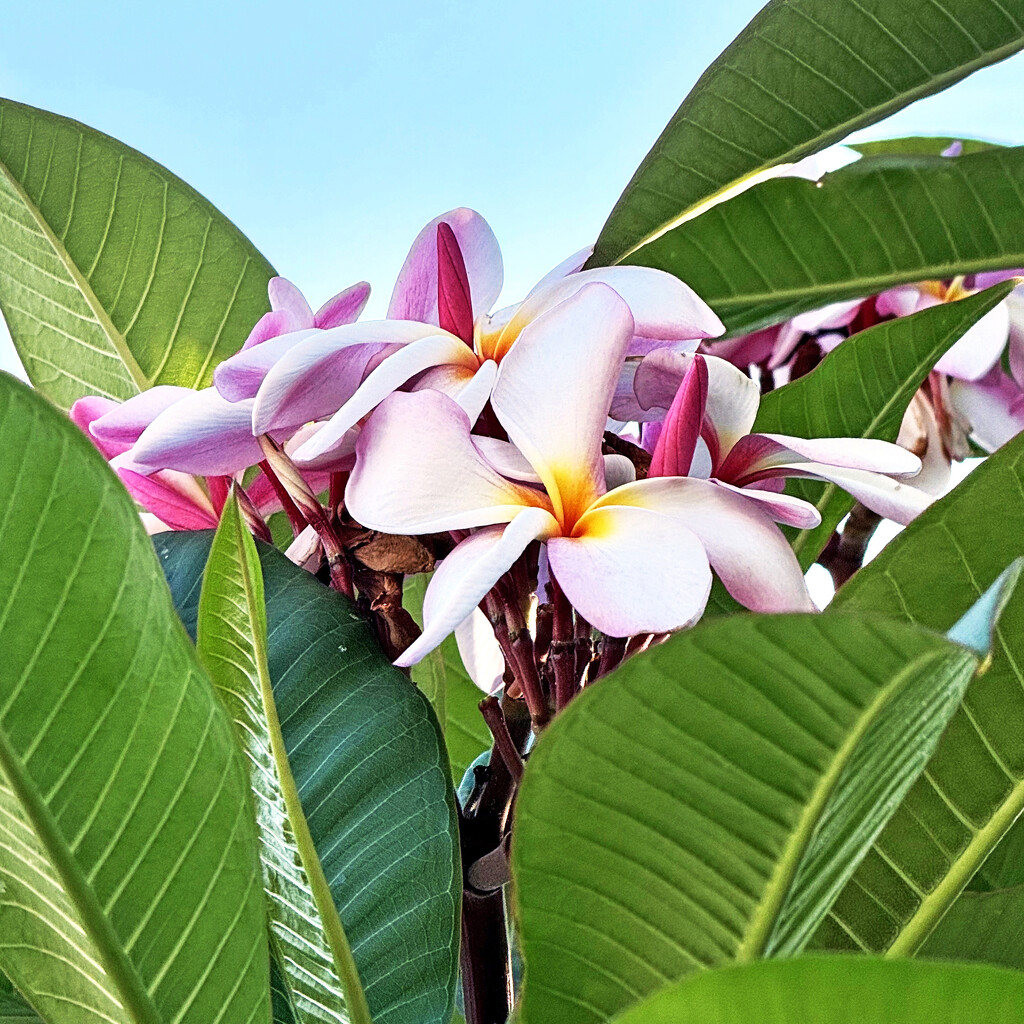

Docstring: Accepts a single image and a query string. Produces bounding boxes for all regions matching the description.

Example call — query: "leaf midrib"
[0,732,160,1024]
[225,499,372,1024]
[614,30,1024,263]
[0,151,147,393]
[736,646,963,960]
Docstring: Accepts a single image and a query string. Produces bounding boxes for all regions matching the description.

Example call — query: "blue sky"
[2,0,1024,378]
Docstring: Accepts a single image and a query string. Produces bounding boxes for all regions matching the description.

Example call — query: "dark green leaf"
[920,886,1024,971]
[608,957,1024,1024]
[851,135,1003,157]
[812,431,1024,956]
[752,282,1013,568]
[0,373,268,1023]
[0,99,274,409]
[155,530,462,1024]
[197,494,368,1024]
[590,0,1024,265]
[625,148,1024,335]
[513,614,975,1024]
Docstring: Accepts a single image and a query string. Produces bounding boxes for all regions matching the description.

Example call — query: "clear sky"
[2,0,1024,377]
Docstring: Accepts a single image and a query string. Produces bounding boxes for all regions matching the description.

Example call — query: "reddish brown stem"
[594,633,628,681]
[479,696,523,784]
[257,459,307,535]
[549,576,577,711]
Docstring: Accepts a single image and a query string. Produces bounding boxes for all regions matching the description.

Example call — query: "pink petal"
[395,508,558,666]
[70,396,129,459]
[726,433,923,479]
[705,327,781,369]
[455,608,507,694]
[90,386,194,445]
[496,265,723,360]
[437,222,475,345]
[131,390,264,476]
[114,466,219,530]
[491,283,634,529]
[291,332,479,463]
[934,300,1010,380]
[251,320,440,434]
[876,286,934,320]
[949,370,1024,452]
[388,208,504,324]
[241,308,309,350]
[344,390,551,534]
[784,465,932,525]
[532,246,594,290]
[592,477,815,613]
[268,277,315,322]
[408,359,498,424]
[713,479,822,528]
[314,281,371,329]
[603,454,636,491]
[214,329,320,401]
[473,436,542,483]
[548,504,712,636]
[649,354,708,477]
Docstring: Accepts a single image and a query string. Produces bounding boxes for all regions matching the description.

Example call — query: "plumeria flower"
[236,208,725,466]
[71,394,221,532]
[346,283,815,667]
[635,350,933,527]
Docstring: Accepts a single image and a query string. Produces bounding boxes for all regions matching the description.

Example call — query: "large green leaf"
[590,0,1024,266]
[919,885,1024,971]
[404,574,492,783]
[624,147,1024,335]
[0,373,268,1023]
[155,530,461,1024]
[512,613,977,1024]
[196,494,369,1024]
[0,99,275,410]
[752,282,1013,568]
[608,957,1024,1024]
[812,431,1024,956]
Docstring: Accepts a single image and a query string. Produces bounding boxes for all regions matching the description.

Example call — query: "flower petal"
[491,283,634,528]
[395,507,558,666]
[726,433,924,479]
[214,329,320,401]
[934,300,1010,380]
[314,281,371,328]
[252,320,441,434]
[90,386,195,445]
[131,389,264,476]
[592,477,815,612]
[649,354,708,477]
[494,265,723,361]
[548,504,712,636]
[410,358,498,426]
[70,396,129,458]
[345,390,550,533]
[291,332,480,463]
[242,308,309,350]
[112,464,219,530]
[388,208,504,324]
[712,479,822,528]
[268,277,315,321]
[455,608,507,694]
[950,369,1024,452]
[786,464,932,525]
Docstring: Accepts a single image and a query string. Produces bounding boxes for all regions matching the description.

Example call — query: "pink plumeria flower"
[877,277,1012,382]
[346,284,814,667]
[240,208,725,467]
[71,395,220,532]
[633,350,932,526]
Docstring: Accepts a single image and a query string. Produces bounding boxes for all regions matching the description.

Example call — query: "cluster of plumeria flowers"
[72,201,1006,726]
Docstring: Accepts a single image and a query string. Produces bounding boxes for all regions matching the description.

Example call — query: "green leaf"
[624,147,1024,336]
[0,373,268,1023]
[0,99,275,410]
[812,431,1024,956]
[196,493,370,1024]
[0,976,39,1022]
[607,957,1024,1024]
[919,885,1024,971]
[590,0,1024,266]
[752,282,1014,568]
[155,530,462,1024]
[404,574,492,782]
[851,136,1003,157]
[512,613,976,1024]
